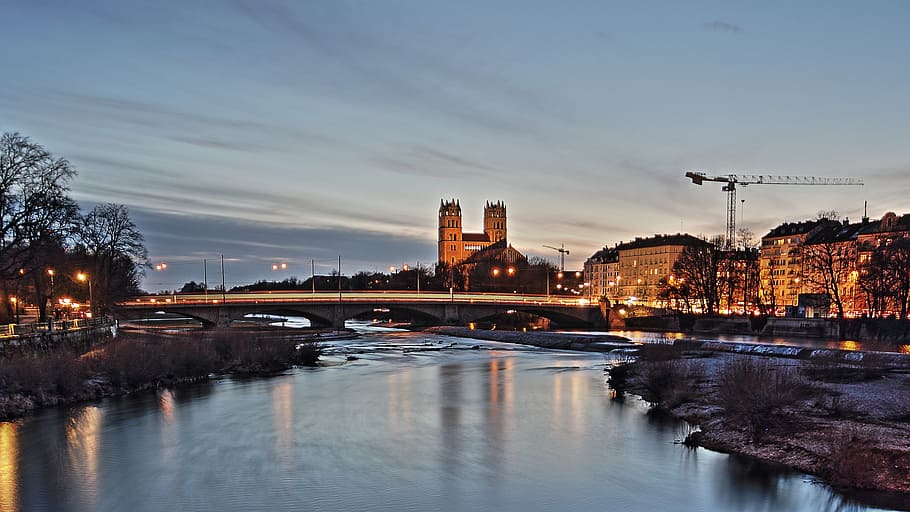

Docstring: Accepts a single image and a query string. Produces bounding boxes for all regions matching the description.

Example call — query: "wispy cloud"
[228,0,568,140]
[42,91,337,148]
[370,145,496,178]
[703,21,744,34]
[133,207,436,290]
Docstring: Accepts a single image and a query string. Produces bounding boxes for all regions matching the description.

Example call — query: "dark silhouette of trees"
[861,237,910,318]
[671,238,719,314]
[887,238,910,319]
[802,239,854,319]
[1,132,81,320]
[75,204,149,311]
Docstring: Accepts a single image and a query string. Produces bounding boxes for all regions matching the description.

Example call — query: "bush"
[296,341,323,367]
[716,357,813,442]
[824,428,886,489]
[0,349,89,399]
[223,332,298,373]
[636,360,701,410]
[89,338,166,388]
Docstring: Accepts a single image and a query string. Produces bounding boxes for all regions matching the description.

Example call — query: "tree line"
[658,225,910,319]
[1,132,148,322]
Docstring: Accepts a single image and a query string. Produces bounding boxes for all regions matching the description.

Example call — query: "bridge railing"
[0,316,113,339]
[119,291,600,308]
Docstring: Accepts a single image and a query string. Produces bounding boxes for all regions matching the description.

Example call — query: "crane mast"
[543,244,570,271]
[685,171,863,249]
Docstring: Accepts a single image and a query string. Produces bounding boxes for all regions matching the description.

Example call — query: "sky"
[2,1,908,292]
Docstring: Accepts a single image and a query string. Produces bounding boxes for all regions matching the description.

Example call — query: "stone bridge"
[115,291,608,329]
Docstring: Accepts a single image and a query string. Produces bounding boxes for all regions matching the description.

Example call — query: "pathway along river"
[0,324,898,511]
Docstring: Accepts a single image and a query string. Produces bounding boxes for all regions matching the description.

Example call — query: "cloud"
[166,135,274,153]
[370,145,496,178]
[228,1,568,140]
[42,91,337,148]
[703,21,744,34]
[133,207,436,291]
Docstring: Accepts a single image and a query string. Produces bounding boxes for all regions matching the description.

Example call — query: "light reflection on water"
[0,329,902,511]
[0,422,18,512]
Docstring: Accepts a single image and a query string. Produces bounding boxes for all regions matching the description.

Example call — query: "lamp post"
[10,297,20,324]
[77,273,93,318]
[47,268,55,329]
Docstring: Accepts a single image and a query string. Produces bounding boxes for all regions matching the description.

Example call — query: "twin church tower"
[438,199,507,265]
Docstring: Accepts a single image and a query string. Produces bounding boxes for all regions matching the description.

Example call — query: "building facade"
[438,199,507,265]
[759,220,827,311]
[761,212,910,317]
[584,234,707,306]
[583,247,619,300]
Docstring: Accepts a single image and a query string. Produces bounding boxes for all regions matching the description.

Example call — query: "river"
[0,324,896,511]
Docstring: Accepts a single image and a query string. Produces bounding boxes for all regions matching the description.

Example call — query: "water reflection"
[840,340,859,351]
[3,332,902,511]
[0,422,18,512]
[65,406,102,510]
[273,379,294,466]
[159,389,177,468]
[387,370,413,438]
[551,360,587,437]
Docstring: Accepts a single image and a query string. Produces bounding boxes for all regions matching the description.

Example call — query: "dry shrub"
[89,336,218,388]
[163,337,219,380]
[90,338,166,388]
[716,357,812,441]
[297,340,323,367]
[224,332,298,372]
[824,428,892,490]
[637,360,701,410]
[0,349,89,398]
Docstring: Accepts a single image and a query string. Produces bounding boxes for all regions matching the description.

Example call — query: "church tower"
[483,200,507,244]
[438,199,463,265]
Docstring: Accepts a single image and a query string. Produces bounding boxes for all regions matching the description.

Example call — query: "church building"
[437,199,508,265]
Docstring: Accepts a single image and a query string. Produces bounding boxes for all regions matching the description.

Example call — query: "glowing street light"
[155,262,168,271]
[47,268,56,327]
[9,296,20,324]
[77,272,94,317]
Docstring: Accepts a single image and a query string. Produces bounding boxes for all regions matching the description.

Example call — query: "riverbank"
[424,326,634,351]
[608,343,910,506]
[0,327,338,421]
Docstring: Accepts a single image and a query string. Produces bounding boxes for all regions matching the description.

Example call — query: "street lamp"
[47,268,55,327]
[77,272,94,318]
[9,296,20,324]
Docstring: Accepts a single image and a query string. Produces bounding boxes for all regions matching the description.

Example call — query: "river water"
[0,325,897,511]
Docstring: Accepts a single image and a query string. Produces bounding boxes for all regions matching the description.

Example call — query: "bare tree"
[0,132,79,319]
[859,245,892,317]
[77,204,149,310]
[884,237,910,319]
[671,237,719,314]
[802,239,854,318]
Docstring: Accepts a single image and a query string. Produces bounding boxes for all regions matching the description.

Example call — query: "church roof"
[462,240,526,265]
[462,232,491,242]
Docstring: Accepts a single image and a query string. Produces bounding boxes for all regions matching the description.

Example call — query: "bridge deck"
[120,291,597,307]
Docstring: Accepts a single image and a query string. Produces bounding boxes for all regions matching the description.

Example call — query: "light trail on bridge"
[120,291,596,308]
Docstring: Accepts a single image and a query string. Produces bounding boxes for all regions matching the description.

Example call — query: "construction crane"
[543,244,570,271]
[685,171,864,248]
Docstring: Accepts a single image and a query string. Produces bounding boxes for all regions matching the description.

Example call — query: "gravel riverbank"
[609,344,910,508]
